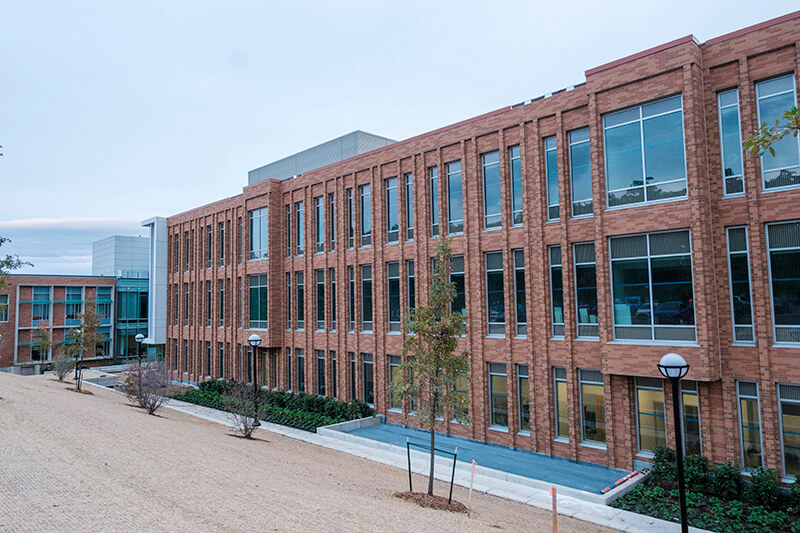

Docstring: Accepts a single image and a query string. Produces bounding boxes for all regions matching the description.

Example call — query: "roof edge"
[585,35,696,76]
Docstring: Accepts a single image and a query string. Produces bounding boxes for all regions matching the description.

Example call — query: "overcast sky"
[1,1,796,274]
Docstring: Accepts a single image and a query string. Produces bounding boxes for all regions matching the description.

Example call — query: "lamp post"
[134,333,145,366]
[73,327,83,390]
[248,334,262,427]
[657,352,690,533]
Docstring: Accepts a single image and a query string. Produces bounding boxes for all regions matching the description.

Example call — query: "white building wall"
[142,217,167,345]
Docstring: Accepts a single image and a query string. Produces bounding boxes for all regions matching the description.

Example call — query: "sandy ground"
[0,372,614,532]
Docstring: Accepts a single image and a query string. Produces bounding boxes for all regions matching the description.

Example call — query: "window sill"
[580,441,607,450]
[360,331,373,335]
[772,342,800,348]
[387,331,401,335]
[514,335,528,340]
[488,425,509,433]
[722,192,746,199]
[636,451,655,459]
[570,214,593,220]
[551,335,565,341]
[485,334,505,339]
[575,336,600,342]
[517,430,531,437]
[762,183,800,194]
[608,340,699,347]
[554,437,569,444]
[731,341,756,347]
[388,408,402,413]
[782,476,797,484]
[315,329,325,333]
[546,219,560,223]
[483,226,503,232]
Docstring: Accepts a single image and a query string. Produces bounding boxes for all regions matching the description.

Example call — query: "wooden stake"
[551,486,557,532]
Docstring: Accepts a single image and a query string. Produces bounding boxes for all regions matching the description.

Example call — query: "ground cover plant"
[173,380,374,432]
[611,445,800,532]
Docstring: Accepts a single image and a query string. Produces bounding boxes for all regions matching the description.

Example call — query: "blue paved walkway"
[351,423,629,494]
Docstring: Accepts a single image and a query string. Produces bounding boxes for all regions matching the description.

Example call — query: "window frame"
[569,128,593,218]
[509,145,523,226]
[360,184,371,247]
[578,369,606,446]
[544,136,559,221]
[248,206,269,260]
[488,362,508,430]
[766,220,800,346]
[726,226,755,345]
[737,380,763,469]
[549,246,564,338]
[756,75,800,192]
[446,160,463,235]
[574,242,599,339]
[482,150,502,230]
[386,176,399,244]
[635,377,666,455]
[314,195,324,254]
[430,166,439,237]
[387,262,401,332]
[405,172,414,241]
[778,383,800,480]
[718,89,745,197]
[485,251,505,336]
[513,249,527,337]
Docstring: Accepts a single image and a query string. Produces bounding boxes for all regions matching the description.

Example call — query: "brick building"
[161,13,800,478]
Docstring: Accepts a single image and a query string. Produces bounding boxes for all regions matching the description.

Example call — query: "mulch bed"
[393,491,468,514]
[65,387,94,395]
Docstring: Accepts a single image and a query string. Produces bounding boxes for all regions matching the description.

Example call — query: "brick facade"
[164,12,800,475]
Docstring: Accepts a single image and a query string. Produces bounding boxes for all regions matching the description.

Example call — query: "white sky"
[1,0,796,274]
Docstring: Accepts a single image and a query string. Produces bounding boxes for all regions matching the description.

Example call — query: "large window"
[295,201,304,256]
[316,350,326,396]
[184,283,189,326]
[737,381,762,468]
[454,372,468,421]
[96,287,112,322]
[603,95,687,207]
[387,262,401,332]
[362,353,374,406]
[485,252,505,335]
[328,193,335,251]
[446,160,463,234]
[574,242,598,338]
[32,286,50,323]
[386,177,399,243]
[682,381,702,456]
[218,280,224,327]
[248,274,268,329]
[610,230,695,342]
[218,342,224,379]
[482,150,501,229]
[348,266,355,332]
[315,269,325,331]
[285,347,291,391]
[389,355,401,411]
[295,271,304,330]
[550,246,564,337]
[205,281,211,327]
[314,196,324,253]
[718,89,744,196]
[249,207,268,260]
[513,250,527,336]
[0,294,8,322]
[207,225,212,268]
[636,377,666,453]
[509,145,523,226]
[65,287,82,323]
[757,75,800,190]
[360,184,371,247]
[518,364,529,433]
[554,367,568,440]
[778,383,800,479]
[451,255,465,317]
[331,351,337,399]
[219,222,225,266]
[329,268,336,331]
[545,136,559,221]
[726,226,754,343]
[488,363,508,429]
[405,173,413,240]
[580,369,605,445]
[286,204,292,257]
[285,273,291,330]
[361,264,372,332]
[407,260,415,311]
[430,166,439,237]
[767,221,800,343]
[184,231,190,270]
[347,188,354,249]
[569,128,592,217]
[297,348,305,393]
[349,352,356,401]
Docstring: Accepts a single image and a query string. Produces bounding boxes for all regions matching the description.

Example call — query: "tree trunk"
[428,424,435,496]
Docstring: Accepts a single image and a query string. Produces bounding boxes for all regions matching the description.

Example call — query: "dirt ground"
[0,372,614,532]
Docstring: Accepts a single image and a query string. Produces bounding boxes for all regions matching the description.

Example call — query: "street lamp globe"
[657,352,690,380]
[247,334,262,348]
[134,334,145,344]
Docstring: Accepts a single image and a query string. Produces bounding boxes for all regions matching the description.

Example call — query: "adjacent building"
[158,13,800,479]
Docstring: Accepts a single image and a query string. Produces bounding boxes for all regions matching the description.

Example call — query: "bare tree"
[222,382,265,438]
[32,321,54,362]
[123,362,172,415]
[65,306,107,392]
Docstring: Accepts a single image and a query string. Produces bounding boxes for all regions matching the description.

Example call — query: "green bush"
[746,467,779,509]
[711,461,743,501]
[790,479,800,513]
[683,454,709,491]
[198,379,235,395]
[649,446,677,486]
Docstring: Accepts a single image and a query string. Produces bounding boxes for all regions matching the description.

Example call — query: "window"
[579,369,605,445]
[314,196,324,253]
[767,221,800,343]
[184,283,189,326]
[610,230,695,342]
[247,347,252,383]
[347,188,354,249]
[554,367,568,440]
[219,221,225,266]
[362,353,374,406]
[737,381,762,468]
[545,136,559,221]
[65,287,82,323]
[249,207,268,260]
[205,281,211,327]
[509,145,523,226]
[350,352,357,401]
[387,262,401,332]
[218,342,224,379]
[513,250,526,336]
[174,234,179,273]
[295,271,304,330]
[485,252,504,335]
[446,161,463,234]
[183,340,189,373]
[360,184,371,246]
[488,363,508,429]
[315,269,325,331]
[726,227,754,343]
[636,377,666,453]
[316,350,326,396]
[574,243,599,338]
[205,342,212,377]
[295,201,304,256]
[603,95,687,207]
[32,286,50,323]
[386,177,399,243]
[237,217,242,263]
[329,193,335,251]
[285,205,291,257]
[682,381,701,456]
[405,173,413,240]
[96,287,112,321]
[0,294,8,322]
[407,260,415,311]
[285,348,291,391]
[331,351,337,399]
[550,246,564,337]
[778,383,800,479]
[756,75,800,190]
[453,372,468,421]
[171,284,178,325]
[569,128,592,217]
[518,365,529,433]
[347,266,355,332]
[237,277,242,328]
[388,355,401,410]
[207,225,212,268]
[482,150,501,229]
[329,268,336,331]
[430,166,439,237]
[248,274,268,329]
[184,231,190,270]
[361,264,372,332]
[718,89,744,196]
[286,273,291,330]
[218,280,224,327]
[297,349,305,393]
[451,255,465,317]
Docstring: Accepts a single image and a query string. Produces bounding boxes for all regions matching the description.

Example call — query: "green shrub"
[790,479,800,513]
[685,491,704,508]
[725,499,744,520]
[683,454,709,491]
[711,461,743,501]
[746,467,779,509]
[198,379,234,395]
[649,446,677,486]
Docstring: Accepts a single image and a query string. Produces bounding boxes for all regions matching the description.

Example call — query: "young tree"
[65,306,107,391]
[391,238,470,496]
[743,105,800,156]
[222,381,267,438]
[123,362,172,415]
[0,236,30,314]
[32,321,54,362]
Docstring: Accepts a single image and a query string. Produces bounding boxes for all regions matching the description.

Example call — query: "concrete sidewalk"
[152,393,710,533]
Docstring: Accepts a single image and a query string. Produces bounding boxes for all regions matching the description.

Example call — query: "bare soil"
[394,491,468,513]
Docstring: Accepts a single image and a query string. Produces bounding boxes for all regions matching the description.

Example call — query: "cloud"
[0,217,144,231]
